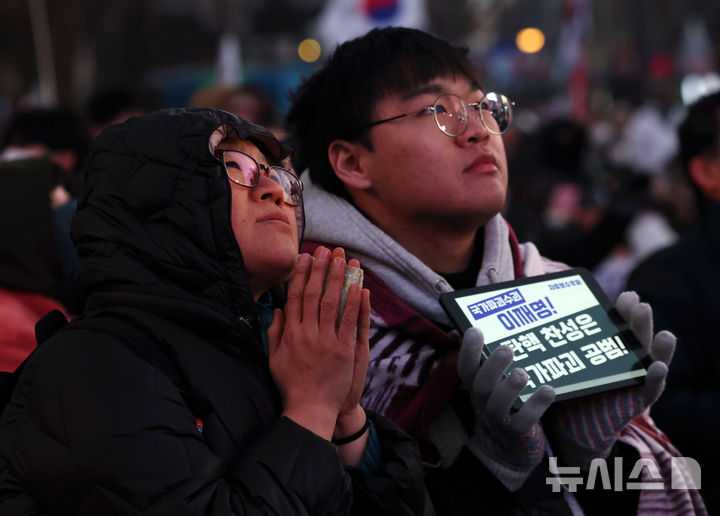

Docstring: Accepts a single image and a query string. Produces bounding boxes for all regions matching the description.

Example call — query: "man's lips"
[257,212,290,225]
[465,153,498,173]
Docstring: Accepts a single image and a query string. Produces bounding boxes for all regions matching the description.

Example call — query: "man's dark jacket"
[0,108,429,515]
[626,201,720,515]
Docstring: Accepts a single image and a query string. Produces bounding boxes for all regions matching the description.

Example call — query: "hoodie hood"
[71,107,301,339]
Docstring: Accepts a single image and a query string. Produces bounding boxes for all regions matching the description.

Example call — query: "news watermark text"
[547,456,701,492]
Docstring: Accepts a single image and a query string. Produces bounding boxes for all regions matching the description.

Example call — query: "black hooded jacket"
[0,108,429,515]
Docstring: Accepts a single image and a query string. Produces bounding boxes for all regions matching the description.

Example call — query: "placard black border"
[440,267,653,407]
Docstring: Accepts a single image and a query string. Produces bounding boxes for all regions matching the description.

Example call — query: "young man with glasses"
[286,27,706,514]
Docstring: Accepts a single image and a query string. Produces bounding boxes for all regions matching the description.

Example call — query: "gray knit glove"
[458,327,556,491]
[546,291,676,469]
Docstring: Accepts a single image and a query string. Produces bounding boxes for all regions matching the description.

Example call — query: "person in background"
[86,88,150,139]
[627,90,720,515]
[0,158,70,371]
[190,83,286,140]
[0,108,89,369]
[1,107,91,287]
[2,107,90,199]
[285,26,706,515]
[0,108,431,514]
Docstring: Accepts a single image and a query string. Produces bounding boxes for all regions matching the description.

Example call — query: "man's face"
[217,138,299,299]
[359,76,509,232]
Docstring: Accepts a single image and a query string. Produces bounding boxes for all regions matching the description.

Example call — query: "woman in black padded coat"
[0,108,431,515]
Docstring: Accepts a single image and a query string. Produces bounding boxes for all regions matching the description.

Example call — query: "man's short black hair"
[678,91,720,204]
[679,91,720,170]
[285,27,482,201]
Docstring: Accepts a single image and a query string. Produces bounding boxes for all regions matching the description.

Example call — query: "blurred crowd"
[0,76,712,364]
[505,93,691,301]
[0,82,286,371]
[0,78,707,370]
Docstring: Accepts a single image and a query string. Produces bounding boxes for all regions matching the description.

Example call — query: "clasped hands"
[267,246,371,463]
[457,291,676,489]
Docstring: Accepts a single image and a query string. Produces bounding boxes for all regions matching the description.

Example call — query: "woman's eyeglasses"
[365,92,514,137]
[215,149,303,206]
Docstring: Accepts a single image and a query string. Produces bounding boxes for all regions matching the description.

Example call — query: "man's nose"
[455,110,490,146]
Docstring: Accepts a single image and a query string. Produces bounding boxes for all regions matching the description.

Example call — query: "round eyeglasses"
[215,149,303,206]
[365,92,514,137]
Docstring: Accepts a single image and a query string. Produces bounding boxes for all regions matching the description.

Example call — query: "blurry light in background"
[681,72,720,106]
[298,39,322,63]
[516,27,545,54]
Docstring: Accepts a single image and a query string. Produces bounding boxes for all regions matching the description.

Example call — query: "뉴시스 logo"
[547,456,701,492]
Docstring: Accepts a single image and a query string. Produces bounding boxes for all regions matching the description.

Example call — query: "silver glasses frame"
[214,149,303,206]
[364,92,514,137]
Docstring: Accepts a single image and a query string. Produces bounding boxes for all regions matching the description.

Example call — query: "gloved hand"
[458,327,555,491]
[545,291,676,469]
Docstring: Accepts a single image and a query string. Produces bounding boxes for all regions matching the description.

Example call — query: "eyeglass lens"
[433,93,512,136]
[222,150,301,206]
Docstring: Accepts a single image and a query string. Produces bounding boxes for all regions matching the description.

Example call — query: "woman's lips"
[257,212,290,225]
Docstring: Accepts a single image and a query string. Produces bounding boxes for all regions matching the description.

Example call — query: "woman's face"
[216,137,299,299]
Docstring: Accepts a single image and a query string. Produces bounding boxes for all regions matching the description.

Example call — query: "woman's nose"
[254,172,285,205]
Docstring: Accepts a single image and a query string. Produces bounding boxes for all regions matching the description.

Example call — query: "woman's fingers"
[285,253,312,323]
[303,246,333,324]
[336,284,362,342]
[356,288,370,347]
[267,308,284,355]
[276,249,368,423]
[318,256,346,331]
[337,289,371,416]
[318,247,353,332]
[354,288,371,378]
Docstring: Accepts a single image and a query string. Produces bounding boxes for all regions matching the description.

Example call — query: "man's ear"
[688,155,720,200]
[328,140,372,190]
